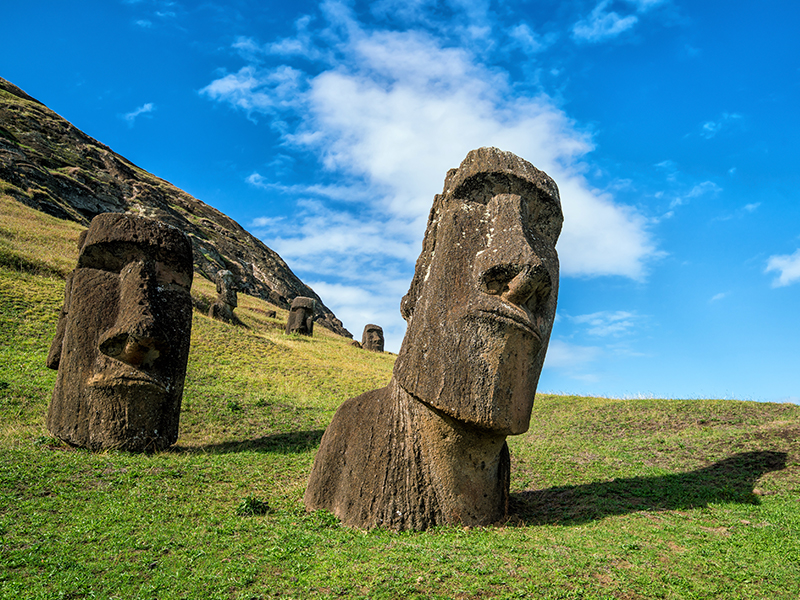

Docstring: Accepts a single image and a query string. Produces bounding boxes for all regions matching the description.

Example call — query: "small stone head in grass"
[285,296,315,336]
[208,269,239,324]
[305,147,563,530]
[46,213,194,451]
[361,324,384,353]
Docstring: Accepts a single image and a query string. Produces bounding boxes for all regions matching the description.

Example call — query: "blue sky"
[2,0,799,402]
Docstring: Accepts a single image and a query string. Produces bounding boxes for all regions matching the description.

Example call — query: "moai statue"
[46,213,194,452]
[361,324,384,353]
[305,147,563,530]
[285,296,315,336]
[208,269,238,324]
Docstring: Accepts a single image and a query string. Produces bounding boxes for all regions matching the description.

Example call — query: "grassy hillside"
[1,194,799,599]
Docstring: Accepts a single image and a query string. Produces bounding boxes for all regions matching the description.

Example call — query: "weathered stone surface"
[46,213,194,451]
[305,147,563,530]
[208,269,239,324]
[0,76,352,338]
[286,296,315,336]
[361,324,384,352]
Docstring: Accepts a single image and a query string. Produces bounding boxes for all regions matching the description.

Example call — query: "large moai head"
[46,213,194,451]
[215,269,237,307]
[394,147,563,436]
[361,324,384,353]
[285,296,315,336]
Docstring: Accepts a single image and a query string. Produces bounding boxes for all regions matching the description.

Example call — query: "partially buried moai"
[46,213,194,452]
[208,269,238,324]
[285,296,315,335]
[361,324,384,352]
[304,147,563,530]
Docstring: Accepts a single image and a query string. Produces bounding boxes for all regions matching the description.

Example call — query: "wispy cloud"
[122,102,155,125]
[543,339,603,370]
[710,292,728,303]
[766,249,800,287]
[571,310,640,337]
[625,0,669,11]
[669,180,722,208]
[700,112,742,139]
[508,23,557,55]
[572,0,639,43]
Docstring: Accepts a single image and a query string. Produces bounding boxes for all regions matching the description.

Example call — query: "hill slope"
[0,76,351,337]
[1,194,800,599]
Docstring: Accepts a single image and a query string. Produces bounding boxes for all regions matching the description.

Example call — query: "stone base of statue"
[304,380,510,530]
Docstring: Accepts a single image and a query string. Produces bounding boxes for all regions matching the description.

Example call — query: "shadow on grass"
[510,451,788,525]
[173,429,325,455]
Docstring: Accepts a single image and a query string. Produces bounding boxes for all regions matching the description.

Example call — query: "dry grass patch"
[0,194,84,277]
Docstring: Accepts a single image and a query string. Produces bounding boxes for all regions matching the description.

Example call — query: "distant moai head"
[46,213,194,451]
[215,269,237,307]
[361,324,384,353]
[285,296,315,336]
[394,147,563,435]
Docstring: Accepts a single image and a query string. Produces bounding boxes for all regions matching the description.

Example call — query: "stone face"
[208,269,239,324]
[286,296,315,335]
[361,324,384,352]
[46,213,194,451]
[305,147,563,530]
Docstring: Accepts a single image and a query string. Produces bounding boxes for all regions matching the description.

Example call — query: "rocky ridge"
[0,77,351,337]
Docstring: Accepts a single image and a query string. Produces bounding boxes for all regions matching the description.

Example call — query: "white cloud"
[625,0,668,11]
[709,292,728,302]
[543,339,602,369]
[700,112,742,139]
[571,310,640,336]
[508,23,558,56]
[200,65,305,121]
[122,102,155,125]
[669,180,721,208]
[247,172,374,203]
[766,249,800,287]
[203,1,661,345]
[572,0,639,43]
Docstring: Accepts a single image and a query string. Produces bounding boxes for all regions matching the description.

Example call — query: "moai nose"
[478,262,552,309]
[98,260,170,367]
[474,193,554,313]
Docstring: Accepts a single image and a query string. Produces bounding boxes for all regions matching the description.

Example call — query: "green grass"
[1,197,800,599]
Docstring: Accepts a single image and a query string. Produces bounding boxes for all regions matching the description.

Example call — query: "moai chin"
[285,296,315,335]
[361,324,384,352]
[208,269,239,324]
[46,213,194,452]
[304,147,563,530]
